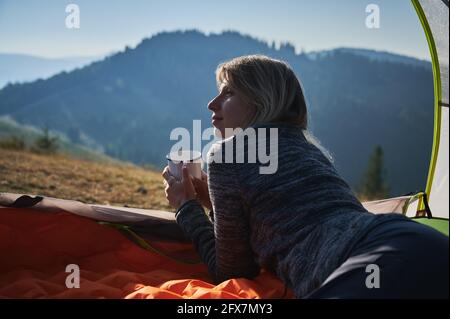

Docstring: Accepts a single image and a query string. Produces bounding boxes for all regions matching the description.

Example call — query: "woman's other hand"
[162,165,197,210]
[192,170,213,211]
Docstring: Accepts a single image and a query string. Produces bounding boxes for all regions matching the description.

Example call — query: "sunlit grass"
[0,148,172,211]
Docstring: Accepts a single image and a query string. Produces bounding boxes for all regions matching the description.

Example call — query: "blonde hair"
[215,54,334,163]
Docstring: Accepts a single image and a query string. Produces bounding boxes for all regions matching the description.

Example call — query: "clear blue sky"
[0,0,430,60]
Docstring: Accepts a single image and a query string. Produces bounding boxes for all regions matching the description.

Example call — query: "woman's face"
[207,82,254,138]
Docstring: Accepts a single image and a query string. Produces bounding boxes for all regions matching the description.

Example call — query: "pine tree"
[33,127,59,154]
[358,145,390,200]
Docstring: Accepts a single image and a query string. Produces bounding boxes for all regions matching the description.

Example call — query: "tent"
[364,0,449,234]
[414,0,449,221]
[0,0,448,298]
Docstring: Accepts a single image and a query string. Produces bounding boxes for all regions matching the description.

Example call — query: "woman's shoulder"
[207,123,323,165]
[206,123,312,177]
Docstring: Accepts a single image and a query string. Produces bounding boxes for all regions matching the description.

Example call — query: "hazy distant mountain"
[0,30,433,196]
[307,47,431,68]
[0,53,100,88]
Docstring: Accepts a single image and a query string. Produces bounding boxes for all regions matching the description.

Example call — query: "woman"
[162,55,448,298]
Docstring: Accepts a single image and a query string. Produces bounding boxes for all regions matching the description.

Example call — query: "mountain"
[0,30,433,196]
[0,53,100,89]
[307,47,430,68]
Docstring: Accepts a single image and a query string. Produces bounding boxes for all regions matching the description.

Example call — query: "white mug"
[166,150,202,180]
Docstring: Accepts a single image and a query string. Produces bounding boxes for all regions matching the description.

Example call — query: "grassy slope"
[0,148,171,211]
[0,116,118,164]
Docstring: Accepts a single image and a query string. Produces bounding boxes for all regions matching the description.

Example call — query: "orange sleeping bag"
[0,207,293,299]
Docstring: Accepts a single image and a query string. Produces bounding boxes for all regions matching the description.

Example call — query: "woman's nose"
[207,95,221,112]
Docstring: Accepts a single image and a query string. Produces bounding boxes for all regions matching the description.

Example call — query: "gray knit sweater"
[175,122,388,298]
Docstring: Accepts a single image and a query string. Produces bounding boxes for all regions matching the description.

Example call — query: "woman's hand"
[192,170,213,211]
[162,165,197,210]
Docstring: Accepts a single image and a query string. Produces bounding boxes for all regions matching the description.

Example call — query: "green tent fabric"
[360,0,448,235]
[413,0,449,219]
[415,217,449,236]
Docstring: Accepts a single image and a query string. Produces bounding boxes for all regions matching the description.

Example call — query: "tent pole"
[411,0,443,216]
